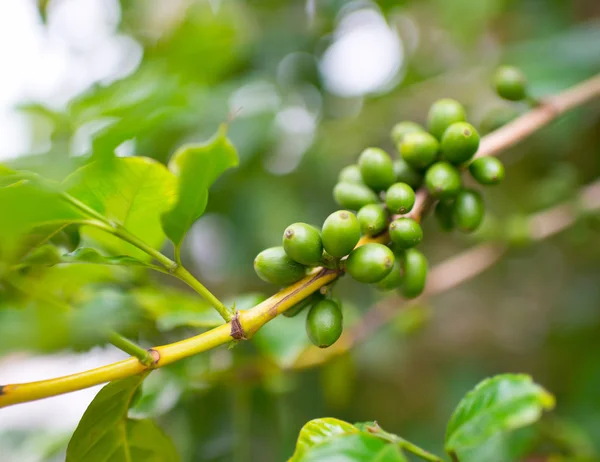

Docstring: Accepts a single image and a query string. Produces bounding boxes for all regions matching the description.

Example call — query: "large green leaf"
[161,124,238,248]
[445,374,555,457]
[289,418,408,462]
[66,374,179,462]
[65,157,177,259]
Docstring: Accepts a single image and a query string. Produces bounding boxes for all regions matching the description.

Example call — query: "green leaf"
[65,157,177,259]
[445,374,555,457]
[299,434,407,462]
[161,124,238,248]
[290,418,359,461]
[66,374,179,462]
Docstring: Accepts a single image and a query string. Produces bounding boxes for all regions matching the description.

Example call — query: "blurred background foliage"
[1,0,600,460]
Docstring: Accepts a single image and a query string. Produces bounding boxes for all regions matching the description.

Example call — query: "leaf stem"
[107,332,155,367]
[399,439,442,462]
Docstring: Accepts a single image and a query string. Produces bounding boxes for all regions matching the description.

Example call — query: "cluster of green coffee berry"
[253,66,524,349]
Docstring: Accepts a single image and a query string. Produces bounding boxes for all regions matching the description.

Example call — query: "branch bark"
[1,73,599,408]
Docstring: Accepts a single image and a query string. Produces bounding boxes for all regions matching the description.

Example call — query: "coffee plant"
[1,57,599,461]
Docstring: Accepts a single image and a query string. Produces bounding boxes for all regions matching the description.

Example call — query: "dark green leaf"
[65,157,177,259]
[445,374,555,457]
[161,124,238,247]
[66,374,179,461]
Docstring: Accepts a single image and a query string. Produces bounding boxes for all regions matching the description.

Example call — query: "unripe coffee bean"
[441,122,480,165]
[391,121,425,146]
[434,200,455,232]
[493,66,527,101]
[453,189,485,232]
[469,157,505,185]
[357,204,387,236]
[306,299,343,348]
[425,161,462,199]
[338,164,364,184]
[283,223,323,265]
[254,247,306,286]
[284,291,324,318]
[389,217,423,249]
[358,147,396,191]
[333,182,379,210]
[322,210,361,257]
[385,182,416,214]
[400,132,439,170]
[375,258,403,291]
[427,99,466,140]
[399,248,428,299]
[345,243,395,283]
[393,158,423,189]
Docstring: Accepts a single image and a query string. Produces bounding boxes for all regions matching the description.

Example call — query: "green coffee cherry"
[306,299,343,348]
[479,106,519,135]
[393,158,423,188]
[469,157,505,185]
[345,243,395,283]
[338,164,364,184]
[399,132,439,170]
[391,121,424,146]
[254,247,306,286]
[425,161,462,199]
[493,66,527,101]
[333,182,379,210]
[389,217,423,249]
[376,258,403,291]
[434,200,455,232]
[399,248,428,299]
[358,147,396,191]
[441,122,480,165]
[386,182,415,214]
[357,204,387,236]
[283,223,323,266]
[453,189,485,233]
[322,210,361,257]
[284,291,324,318]
[427,99,467,140]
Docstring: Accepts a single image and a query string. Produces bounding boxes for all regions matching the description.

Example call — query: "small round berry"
[434,200,455,232]
[479,106,520,134]
[441,122,480,165]
[358,148,396,191]
[427,99,467,140]
[338,164,364,184]
[283,223,323,266]
[345,243,395,284]
[493,66,527,101]
[391,121,425,146]
[393,158,423,188]
[469,157,505,185]
[254,247,307,286]
[386,182,415,214]
[357,204,388,236]
[389,217,423,249]
[284,291,324,318]
[400,132,439,170]
[333,182,379,210]
[306,299,343,348]
[321,210,361,257]
[453,189,485,233]
[375,258,403,291]
[399,248,428,299]
[425,161,462,199]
